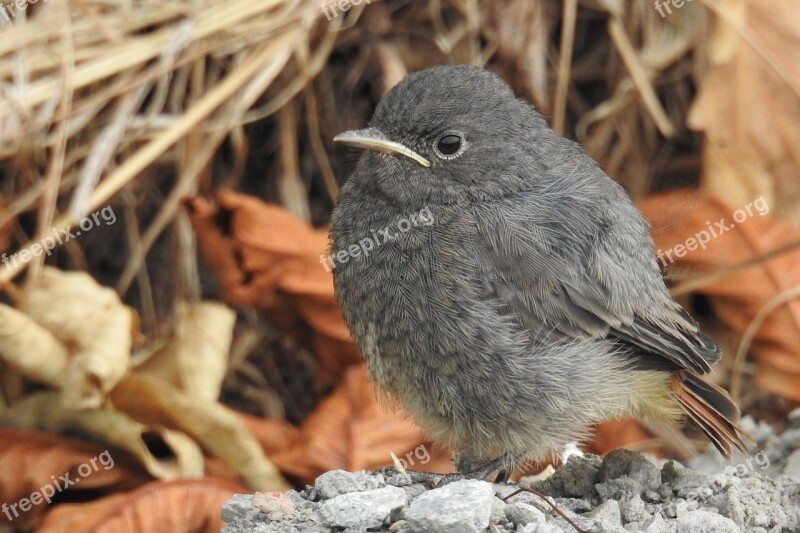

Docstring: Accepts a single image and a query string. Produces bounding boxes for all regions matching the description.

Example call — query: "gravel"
[404,479,495,532]
[222,411,800,532]
[319,486,407,529]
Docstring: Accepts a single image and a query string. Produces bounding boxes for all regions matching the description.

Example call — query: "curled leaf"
[0,304,69,387]
[0,428,147,530]
[185,191,351,342]
[20,267,133,409]
[0,392,204,481]
[110,374,288,491]
[136,301,236,401]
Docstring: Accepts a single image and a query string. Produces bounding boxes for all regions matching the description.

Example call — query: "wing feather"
[471,162,718,374]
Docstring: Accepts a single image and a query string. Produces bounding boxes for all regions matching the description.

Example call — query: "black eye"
[436,134,462,157]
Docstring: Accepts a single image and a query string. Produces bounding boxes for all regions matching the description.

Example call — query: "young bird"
[330,65,748,480]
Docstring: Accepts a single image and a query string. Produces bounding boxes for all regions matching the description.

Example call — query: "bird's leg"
[374,453,517,488]
[372,465,447,485]
[561,441,584,464]
[432,453,516,486]
[494,467,512,483]
[456,454,508,478]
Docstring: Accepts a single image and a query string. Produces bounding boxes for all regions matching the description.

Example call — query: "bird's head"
[335,65,552,204]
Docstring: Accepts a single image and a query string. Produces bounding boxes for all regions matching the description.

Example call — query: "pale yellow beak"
[334,128,431,168]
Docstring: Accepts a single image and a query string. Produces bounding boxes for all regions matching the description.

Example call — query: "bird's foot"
[453,454,515,484]
[372,465,446,486]
[375,453,519,488]
[433,472,468,487]
[561,441,584,464]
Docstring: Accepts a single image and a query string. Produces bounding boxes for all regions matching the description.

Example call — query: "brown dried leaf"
[110,374,288,491]
[269,364,452,483]
[590,420,655,456]
[238,413,300,457]
[639,189,800,400]
[184,191,350,342]
[37,478,244,533]
[0,428,147,530]
[689,0,800,221]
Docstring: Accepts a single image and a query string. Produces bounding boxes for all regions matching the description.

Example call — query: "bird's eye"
[435,134,464,159]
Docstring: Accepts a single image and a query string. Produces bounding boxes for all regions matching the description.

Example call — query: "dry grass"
[0,0,709,278]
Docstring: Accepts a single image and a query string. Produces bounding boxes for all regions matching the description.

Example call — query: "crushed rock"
[222,412,800,532]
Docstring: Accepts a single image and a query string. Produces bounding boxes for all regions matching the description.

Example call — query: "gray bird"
[330,65,748,480]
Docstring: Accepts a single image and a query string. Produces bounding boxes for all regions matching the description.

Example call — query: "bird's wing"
[471,168,719,375]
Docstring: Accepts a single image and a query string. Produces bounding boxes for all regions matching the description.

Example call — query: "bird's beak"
[334,128,431,168]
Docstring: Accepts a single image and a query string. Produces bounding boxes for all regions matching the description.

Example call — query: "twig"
[553,0,577,135]
[607,17,675,137]
[30,0,74,282]
[670,238,800,297]
[731,285,800,403]
[503,487,588,533]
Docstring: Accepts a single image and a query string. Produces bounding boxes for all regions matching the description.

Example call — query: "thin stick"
[31,1,74,282]
[503,487,588,533]
[608,17,675,137]
[730,286,800,403]
[553,0,577,135]
[669,238,800,297]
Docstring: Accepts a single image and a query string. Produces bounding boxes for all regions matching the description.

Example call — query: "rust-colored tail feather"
[671,371,751,457]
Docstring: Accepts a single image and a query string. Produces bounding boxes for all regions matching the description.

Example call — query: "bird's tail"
[671,371,751,457]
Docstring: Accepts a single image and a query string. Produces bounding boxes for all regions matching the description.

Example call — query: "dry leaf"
[185,191,350,340]
[37,478,244,533]
[639,189,800,400]
[0,428,147,530]
[590,420,656,457]
[20,266,133,409]
[110,374,288,491]
[689,0,800,221]
[0,392,204,481]
[237,413,300,457]
[185,191,360,389]
[269,364,452,483]
[136,301,236,401]
[0,304,69,387]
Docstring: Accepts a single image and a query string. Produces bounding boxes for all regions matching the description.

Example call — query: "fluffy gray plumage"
[330,65,734,471]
